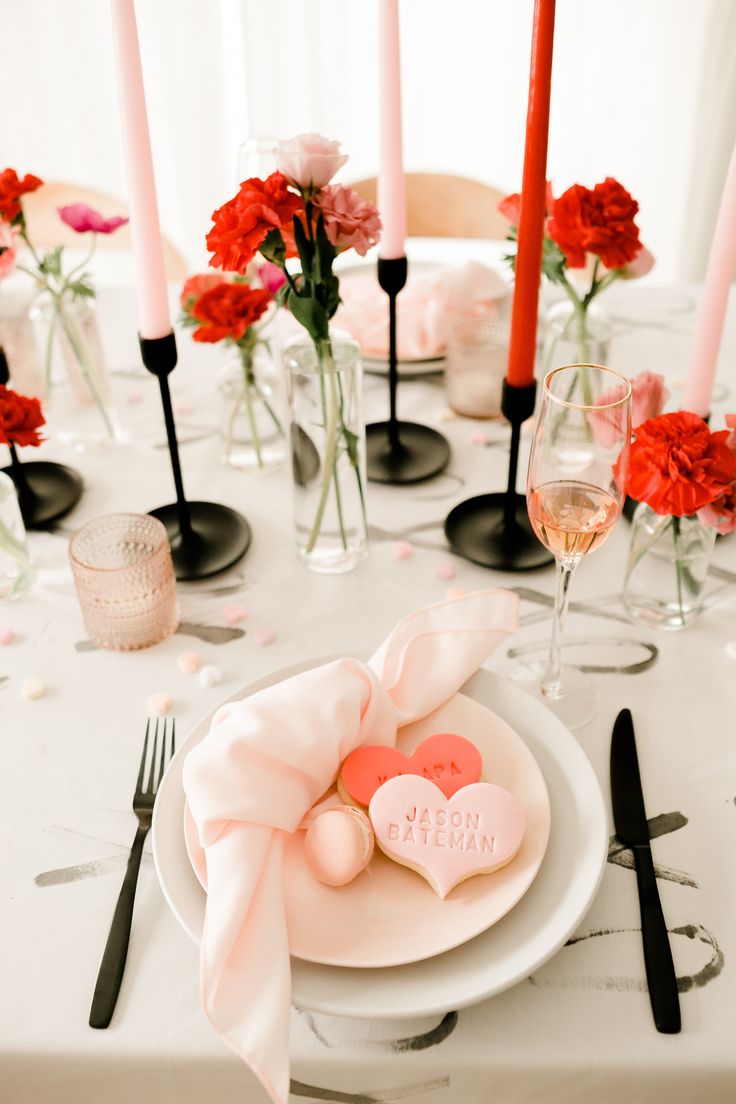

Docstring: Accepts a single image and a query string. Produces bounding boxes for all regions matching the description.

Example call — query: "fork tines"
[136,716,176,801]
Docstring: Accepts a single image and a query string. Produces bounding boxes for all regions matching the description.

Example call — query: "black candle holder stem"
[444,379,554,571]
[140,333,251,581]
[366,256,451,484]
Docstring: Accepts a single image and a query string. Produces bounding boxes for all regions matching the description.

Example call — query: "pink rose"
[275,133,348,192]
[0,222,17,279]
[313,184,381,257]
[257,260,286,295]
[618,244,655,279]
[589,369,668,448]
[58,203,128,234]
[631,370,668,428]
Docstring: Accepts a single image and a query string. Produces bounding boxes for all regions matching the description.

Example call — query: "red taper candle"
[506,0,556,388]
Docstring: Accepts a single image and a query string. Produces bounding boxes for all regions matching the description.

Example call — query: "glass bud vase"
[542,299,611,374]
[0,471,34,601]
[30,293,123,450]
[283,329,368,573]
[622,502,716,630]
[218,344,285,470]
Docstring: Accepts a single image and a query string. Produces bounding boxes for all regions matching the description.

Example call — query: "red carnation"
[191,283,271,344]
[0,385,46,447]
[180,271,229,311]
[548,177,642,269]
[626,411,736,516]
[206,172,303,274]
[0,168,43,223]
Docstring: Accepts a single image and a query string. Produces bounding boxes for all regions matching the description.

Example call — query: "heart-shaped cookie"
[369,775,525,898]
[339,732,483,807]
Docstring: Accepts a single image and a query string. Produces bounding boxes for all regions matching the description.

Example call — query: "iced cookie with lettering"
[338,732,483,807]
[370,776,525,898]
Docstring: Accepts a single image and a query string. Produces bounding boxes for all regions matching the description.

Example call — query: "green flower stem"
[0,516,32,572]
[672,515,686,625]
[306,340,344,554]
[238,343,263,468]
[56,301,115,437]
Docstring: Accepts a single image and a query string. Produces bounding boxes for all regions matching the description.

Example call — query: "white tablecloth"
[3,272,736,1104]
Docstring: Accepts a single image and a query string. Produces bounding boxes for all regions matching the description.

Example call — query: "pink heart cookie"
[370,776,525,898]
[339,732,482,806]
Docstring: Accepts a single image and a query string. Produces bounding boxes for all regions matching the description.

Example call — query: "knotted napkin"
[182,589,519,1103]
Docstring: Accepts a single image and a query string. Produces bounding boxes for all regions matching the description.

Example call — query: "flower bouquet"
[0,383,43,596]
[1,168,126,446]
[500,177,653,372]
[180,272,284,469]
[623,410,736,628]
[206,133,381,571]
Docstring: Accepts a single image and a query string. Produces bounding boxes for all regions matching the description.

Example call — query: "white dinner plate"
[153,662,607,1019]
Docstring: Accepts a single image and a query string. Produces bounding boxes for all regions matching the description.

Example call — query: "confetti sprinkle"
[177,651,202,674]
[435,561,455,581]
[200,664,224,687]
[470,430,490,446]
[253,626,276,647]
[148,692,173,716]
[446,586,466,600]
[223,603,247,625]
[21,677,45,701]
[439,407,457,422]
[0,627,14,646]
[127,390,144,405]
[392,541,414,561]
[176,400,194,416]
[726,641,736,661]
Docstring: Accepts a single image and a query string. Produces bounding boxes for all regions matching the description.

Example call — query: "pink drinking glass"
[70,513,179,651]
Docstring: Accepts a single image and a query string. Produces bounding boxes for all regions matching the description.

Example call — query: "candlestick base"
[148,500,252,581]
[2,460,84,528]
[444,491,553,571]
[366,421,451,484]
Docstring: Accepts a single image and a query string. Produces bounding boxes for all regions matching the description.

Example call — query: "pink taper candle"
[682,139,736,417]
[110,0,171,340]
[378,0,408,260]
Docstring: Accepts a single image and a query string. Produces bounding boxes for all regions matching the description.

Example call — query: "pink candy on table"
[176,400,194,416]
[178,651,202,674]
[0,627,14,645]
[148,692,174,716]
[446,586,466,600]
[470,430,490,446]
[224,603,247,625]
[392,541,414,561]
[435,561,455,581]
[127,390,144,405]
[252,626,276,647]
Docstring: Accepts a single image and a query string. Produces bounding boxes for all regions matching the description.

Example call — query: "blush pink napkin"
[182,590,519,1104]
[334,261,508,360]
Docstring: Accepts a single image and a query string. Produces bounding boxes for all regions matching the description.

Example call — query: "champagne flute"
[521,364,632,729]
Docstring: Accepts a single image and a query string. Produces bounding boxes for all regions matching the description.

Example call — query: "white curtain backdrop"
[2,0,735,281]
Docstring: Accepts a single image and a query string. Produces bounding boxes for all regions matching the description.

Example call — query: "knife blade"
[610,708,681,1034]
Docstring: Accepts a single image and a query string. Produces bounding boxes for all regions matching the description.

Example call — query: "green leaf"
[40,246,63,277]
[541,237,567,285]
[67,278,96,301]
[292,214,314,277]
[342,426,360,468]
[290,423,321,486]
[260,228,286,267]
[288,292,329,341]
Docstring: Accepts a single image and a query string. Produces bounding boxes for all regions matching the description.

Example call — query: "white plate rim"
[153,660,608,1019]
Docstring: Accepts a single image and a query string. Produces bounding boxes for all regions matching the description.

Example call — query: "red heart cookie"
[339,732,483,806]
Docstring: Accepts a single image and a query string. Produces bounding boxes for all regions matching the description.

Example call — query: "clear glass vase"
[622,502,715,629]
[0,472,34,601]
[30,293,123,450]
[218,344,285,470]
[542,299,611,374]
[0,313,45,396]
[283,329,368,573]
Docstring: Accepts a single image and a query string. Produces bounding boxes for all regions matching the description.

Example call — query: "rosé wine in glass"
[527,481,620,559]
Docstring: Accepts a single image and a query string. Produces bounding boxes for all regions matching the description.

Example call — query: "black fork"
[89,717,176,1029]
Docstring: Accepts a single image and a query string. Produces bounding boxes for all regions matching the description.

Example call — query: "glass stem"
[672,515,685,625]
[57,300,114,437]
[239,344,263,468]
[307,339,344,554]
[542,556,578,700]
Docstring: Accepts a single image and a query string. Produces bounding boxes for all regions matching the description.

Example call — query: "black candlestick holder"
[444,378,554,571]
[0,347,84,528]
[366,256,451,484]
[140,333,251,580]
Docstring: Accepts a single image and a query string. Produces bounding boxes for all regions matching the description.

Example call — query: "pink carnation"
[314,184,381,257]
[698,414,736,534]
[275,133,348,192]
[58,203,128,235]
[0,222,18,279]
[258,260,286,295]
[589,369,668,449]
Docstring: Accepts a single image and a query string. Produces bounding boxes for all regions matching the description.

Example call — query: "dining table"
[3,244,736,1104]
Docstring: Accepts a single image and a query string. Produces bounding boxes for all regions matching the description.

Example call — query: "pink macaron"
[303,805,375,887]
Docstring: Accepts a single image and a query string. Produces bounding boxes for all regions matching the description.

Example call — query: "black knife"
[610,708,681,1033]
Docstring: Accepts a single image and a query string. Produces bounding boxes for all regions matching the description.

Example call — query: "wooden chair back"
[350,173,509,239]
